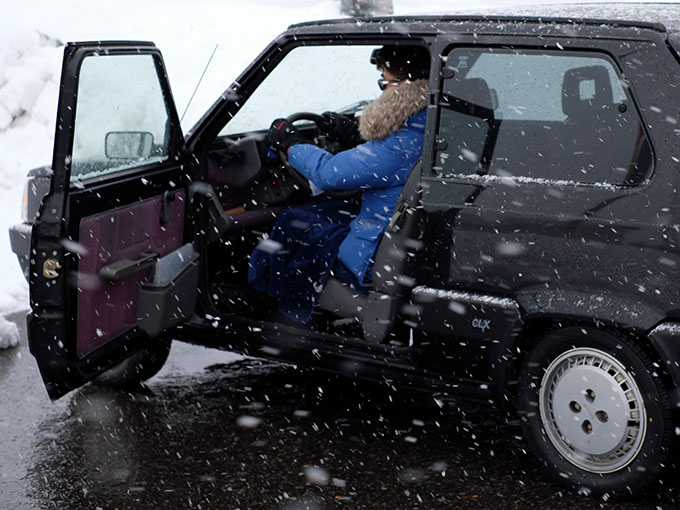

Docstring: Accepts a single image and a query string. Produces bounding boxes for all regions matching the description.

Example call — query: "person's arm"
[288,142,404,191]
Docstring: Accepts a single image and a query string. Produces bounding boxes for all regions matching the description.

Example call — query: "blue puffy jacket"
[288,109,426,283]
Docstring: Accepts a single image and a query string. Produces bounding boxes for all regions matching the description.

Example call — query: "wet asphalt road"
[2,310,680,509]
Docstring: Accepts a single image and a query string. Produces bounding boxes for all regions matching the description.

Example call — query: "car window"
[71,54,171,182]
[219,45,382,136]
[435,48,653,185]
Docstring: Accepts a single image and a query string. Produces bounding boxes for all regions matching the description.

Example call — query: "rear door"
[421,34,654,297]
[28,42,194,399]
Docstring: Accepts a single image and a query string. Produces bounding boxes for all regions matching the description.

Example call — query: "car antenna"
[180,44,219,123]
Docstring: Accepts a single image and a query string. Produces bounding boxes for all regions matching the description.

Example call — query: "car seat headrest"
[562,65,614,118]
[447,77,497,112]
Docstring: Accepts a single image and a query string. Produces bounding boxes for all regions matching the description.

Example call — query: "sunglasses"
[377,77,405,90]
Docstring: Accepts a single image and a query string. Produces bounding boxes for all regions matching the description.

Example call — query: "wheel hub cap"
[539,347,647,473]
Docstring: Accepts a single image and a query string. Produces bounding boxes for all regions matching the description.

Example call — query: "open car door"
[28,42,197,400]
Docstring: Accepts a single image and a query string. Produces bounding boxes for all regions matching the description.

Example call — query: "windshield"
[219,45,383,136]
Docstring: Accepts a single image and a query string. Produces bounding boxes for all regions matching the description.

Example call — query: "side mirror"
[105,131,154,159]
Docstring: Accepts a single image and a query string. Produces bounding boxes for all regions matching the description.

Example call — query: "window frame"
[186,34,436,162]
[427,37,656,189]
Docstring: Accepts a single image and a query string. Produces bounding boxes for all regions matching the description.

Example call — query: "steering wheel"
[278,112,358,201]
[286,111,324,125]
[275,112,324,193]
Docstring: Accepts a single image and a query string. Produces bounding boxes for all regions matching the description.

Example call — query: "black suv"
[24,4,680,497]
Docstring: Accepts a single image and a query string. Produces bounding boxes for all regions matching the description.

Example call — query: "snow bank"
[0,27,62,325]
[0,316,20,349]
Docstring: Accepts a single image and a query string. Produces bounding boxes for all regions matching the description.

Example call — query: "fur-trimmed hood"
[359,79,428,141]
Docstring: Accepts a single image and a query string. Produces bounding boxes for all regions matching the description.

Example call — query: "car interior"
[190,107,424,343]
[182,43,431,342]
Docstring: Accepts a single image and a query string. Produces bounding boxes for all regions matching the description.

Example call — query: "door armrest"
[99,251,159,281]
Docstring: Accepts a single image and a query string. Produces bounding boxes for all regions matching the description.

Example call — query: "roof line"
[289,14,666,33]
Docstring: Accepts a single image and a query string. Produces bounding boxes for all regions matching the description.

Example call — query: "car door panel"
[426,36,655,298]
[77,191,185,357]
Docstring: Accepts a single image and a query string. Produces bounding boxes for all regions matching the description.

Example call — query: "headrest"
[445,77,497,113]
[562,65,613,117]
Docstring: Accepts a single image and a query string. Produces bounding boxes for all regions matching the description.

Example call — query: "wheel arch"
[495,313,680,413]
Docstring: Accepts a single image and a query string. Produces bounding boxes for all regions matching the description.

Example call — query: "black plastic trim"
[289,15,666,33]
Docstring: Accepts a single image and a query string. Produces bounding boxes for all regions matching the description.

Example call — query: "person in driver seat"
[248,45,430,323]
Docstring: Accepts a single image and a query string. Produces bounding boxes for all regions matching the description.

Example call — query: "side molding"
[515,287,664,332]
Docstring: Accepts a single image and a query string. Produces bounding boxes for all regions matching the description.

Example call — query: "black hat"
[370,45,430,80]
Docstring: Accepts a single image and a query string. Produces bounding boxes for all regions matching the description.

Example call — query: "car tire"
[93,338,172,390]
[518,326,672,497]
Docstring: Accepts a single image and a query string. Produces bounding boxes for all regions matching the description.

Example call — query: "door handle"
[99,251,159,281]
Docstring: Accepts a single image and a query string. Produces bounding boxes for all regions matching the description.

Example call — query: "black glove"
[318,112,363,149]
[266,118,311,152]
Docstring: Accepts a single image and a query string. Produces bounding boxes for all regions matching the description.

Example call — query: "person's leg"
[248,198,362,322]
[329,258,368,294]
[248,198,360,296]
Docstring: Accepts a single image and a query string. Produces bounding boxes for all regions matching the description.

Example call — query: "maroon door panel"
[76,192,185,357]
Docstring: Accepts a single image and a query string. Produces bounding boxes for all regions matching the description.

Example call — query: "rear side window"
[435,48,652,185]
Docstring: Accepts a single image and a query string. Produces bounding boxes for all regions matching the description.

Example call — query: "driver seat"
[316,160,424,343]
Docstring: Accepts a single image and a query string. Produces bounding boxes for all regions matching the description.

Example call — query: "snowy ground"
[0,0,650,346]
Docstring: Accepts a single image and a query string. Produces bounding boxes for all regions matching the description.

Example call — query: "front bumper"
[9,222,32,280]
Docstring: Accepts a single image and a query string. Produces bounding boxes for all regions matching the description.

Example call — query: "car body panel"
[9,166,53,278]
[418,29,680,335]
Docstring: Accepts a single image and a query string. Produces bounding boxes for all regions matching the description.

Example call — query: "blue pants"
[248,198,361,323]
